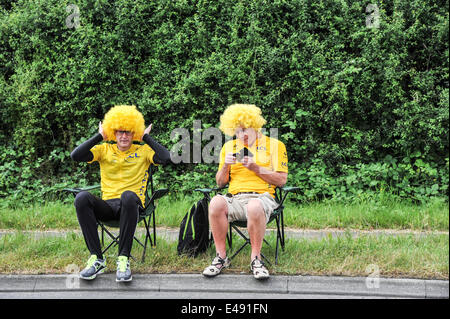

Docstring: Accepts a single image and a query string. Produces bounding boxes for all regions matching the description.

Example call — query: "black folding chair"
[194,186,299,265]
[227,186,299,265]
[63,164,169,262]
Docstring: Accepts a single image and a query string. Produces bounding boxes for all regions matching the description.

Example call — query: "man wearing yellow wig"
[71,105,170,282]
[202,104,288,280]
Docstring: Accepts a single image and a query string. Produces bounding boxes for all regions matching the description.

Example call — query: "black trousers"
[74,190,142,259]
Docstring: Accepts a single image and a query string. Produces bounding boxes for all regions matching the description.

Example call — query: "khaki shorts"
[218,192,279,223]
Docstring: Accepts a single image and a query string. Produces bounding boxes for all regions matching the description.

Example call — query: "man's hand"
[142,124,152,140]
[224,152,237,167]
[99,121,107,140]
[242,156,287,186]
[216,153,235,187]
[241,155,257,171]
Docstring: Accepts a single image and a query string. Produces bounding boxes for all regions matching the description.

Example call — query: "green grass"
[0,232,447,279]
[1,195,447,279]
[0,196,448,231]
[0,201,79,230]
[283,197,449,231]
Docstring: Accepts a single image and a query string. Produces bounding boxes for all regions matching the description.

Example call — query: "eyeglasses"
[116,130,133,136]
[235,127,255,135]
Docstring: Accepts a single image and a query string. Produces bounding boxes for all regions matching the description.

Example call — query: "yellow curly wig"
[219,104,266,136]
[102,105,145,141]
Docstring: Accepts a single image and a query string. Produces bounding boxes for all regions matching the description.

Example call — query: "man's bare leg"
[246,199,266,261]
[209,195,229,258]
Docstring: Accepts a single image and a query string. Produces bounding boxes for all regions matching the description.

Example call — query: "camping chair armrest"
[280,186,300,193]
[194,186,227,200]
[194,186,227,194]
[62,184,101,196]
[144,188,169,211]
[148,188,169,202]
[275,185,300,207]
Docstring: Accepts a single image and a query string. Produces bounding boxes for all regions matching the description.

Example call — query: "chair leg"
[263,238,271,247]
[274,212,287,265]
[97,223,145,262]
[227,224,233,250]
[230,240,250,260]
[229,225,250,260]
[130,234,146,262]
[228,225,272,266]
[152,211,157,247]
[228,224,275,266]
[280,211,286,250]
[133,235,145,248]
[99,224,120,251]
[260,252,272,267]
[142,217,153,262]
[102,234,119,256]
[97,221,107,248]
[275,217,281,265]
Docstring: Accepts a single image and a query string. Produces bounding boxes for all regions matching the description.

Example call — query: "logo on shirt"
[139,171,149,197]
[125,153,140,163]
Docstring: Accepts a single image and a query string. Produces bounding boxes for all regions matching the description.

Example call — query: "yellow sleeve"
[218,140,235,171]
[145,145,157,166]
[218,144,226,172]
[88,144,105,164]
[273,140,288,173]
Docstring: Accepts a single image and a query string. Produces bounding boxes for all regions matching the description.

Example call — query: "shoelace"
[212,256,227,268]
[86,255,98,268]
[117,257,129,272]
[251,258,266,270]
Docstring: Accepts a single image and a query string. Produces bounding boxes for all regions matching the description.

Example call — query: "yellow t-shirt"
[89,143,156,206]
[218,135,288,197]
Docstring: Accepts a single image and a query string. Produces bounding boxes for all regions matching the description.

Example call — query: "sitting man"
[70,105,170,282]
[203,104,288,280]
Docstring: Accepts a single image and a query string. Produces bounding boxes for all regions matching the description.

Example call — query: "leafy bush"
[0,0,448,205]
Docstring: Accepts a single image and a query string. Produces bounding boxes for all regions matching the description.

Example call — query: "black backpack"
[177,197,211,257]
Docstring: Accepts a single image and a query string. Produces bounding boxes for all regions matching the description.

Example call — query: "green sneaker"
[116,256,132,282]
[79,255,106,280]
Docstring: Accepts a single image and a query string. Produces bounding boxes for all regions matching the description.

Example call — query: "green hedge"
[0,0,448,204]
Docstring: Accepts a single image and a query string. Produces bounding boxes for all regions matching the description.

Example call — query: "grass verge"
[0,196,448,231]
[0,232,447,279]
